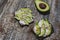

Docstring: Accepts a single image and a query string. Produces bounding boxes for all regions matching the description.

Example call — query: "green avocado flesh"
[34,19,52,37]
[15,8,33,25]
[39,19,46,37]
[34,25,41,35]
[33,21,41,35]
[43,20,52,37]
[35,1,50,12]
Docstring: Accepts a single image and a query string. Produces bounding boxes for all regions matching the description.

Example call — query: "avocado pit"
[39,3,46,9]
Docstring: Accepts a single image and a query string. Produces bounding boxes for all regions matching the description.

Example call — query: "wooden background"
[0,0,60,40]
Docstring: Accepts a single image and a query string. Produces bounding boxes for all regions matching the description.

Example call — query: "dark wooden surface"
[0,0,60,40]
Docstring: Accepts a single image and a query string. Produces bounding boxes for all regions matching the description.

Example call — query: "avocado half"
[35,1,50,12]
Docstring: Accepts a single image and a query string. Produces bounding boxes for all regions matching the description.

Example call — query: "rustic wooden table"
[0,0,60,40]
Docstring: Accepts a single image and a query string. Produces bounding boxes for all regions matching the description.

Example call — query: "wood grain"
[0,0,60,40]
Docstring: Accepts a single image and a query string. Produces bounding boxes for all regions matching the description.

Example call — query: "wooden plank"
[0,0,60,40]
